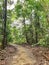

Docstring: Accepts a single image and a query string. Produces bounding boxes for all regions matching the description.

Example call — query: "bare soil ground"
[0,44,49,65]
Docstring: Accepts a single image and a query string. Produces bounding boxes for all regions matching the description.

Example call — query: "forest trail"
[6,44,37,65]
[0,44,49,65]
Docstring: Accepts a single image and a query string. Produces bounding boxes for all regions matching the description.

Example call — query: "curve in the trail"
[7,45,37,65]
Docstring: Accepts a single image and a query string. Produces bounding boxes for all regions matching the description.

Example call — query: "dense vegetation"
[0,0,49,48]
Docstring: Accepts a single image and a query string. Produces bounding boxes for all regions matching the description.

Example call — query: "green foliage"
[14,0,49,46]
[0,0,49,47]
[11,26,26,44]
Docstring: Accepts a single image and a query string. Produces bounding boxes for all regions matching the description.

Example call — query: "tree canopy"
[0,0,49,48]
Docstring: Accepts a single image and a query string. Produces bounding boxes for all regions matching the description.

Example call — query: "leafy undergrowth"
[0,44,49,65]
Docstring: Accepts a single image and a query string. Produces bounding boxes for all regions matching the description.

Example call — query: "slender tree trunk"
[29,14,34,44]
[35,31,38,43]
[23,18,29,44]
[2,0,7,49]
[34,11,39,44]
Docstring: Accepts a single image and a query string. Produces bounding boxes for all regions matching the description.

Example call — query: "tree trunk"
[2,0,7,49]
[23,18,29,44]
[35,31,38,43]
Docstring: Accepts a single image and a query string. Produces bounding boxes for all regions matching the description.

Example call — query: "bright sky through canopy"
[7,0,17,10]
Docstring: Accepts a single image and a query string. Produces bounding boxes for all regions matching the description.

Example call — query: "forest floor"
[0,44,49,65]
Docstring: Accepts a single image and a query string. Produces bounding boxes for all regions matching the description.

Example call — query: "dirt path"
[0,44,49,65]
[6,45,37,65]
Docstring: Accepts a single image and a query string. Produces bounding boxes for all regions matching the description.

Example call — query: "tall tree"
[2,0,7,49]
